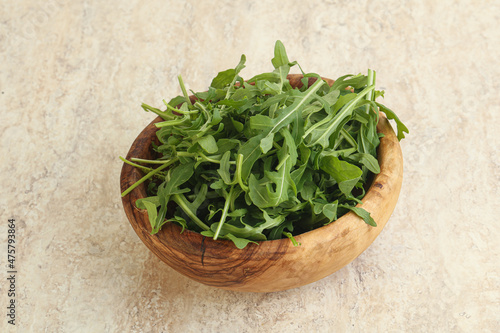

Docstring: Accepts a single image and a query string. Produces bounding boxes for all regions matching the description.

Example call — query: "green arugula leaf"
[304,86,374,148]
[237,135,263,182]
[271,40,291,68]
[211,69,237,89]
[249,114,274,131]
[248,174,273,208]
[347,153,381,174]
[135,196,160,209]
[283,231,301,246]
[320,155,362,197]
[376,102,409,140]
[217,151,232,185]
[340,205,377,227]
[164,162,195,194]
[142,200,159,230]
[211,55,246,89]
[196,135,218,154]
[265,155,294,205]
[260,78,325,152]
[170,215,188,233]
[280,128,298,165]
[226,233,260,249]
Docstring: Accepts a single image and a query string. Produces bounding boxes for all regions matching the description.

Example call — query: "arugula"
[121,40,408,248]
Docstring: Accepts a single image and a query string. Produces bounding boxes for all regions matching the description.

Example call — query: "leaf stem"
[198,152,222,164]
[178,75,193,107]
[163,100,199,114]
[141,103,174,120]
[155,117,189,128]
[365,69,376,116]
[172,194,210,230]
[340,128,358,148]
[235,154,249,192]
[119,156,154,173]
[121,162,173,197]
[213,185,235,240]
[178,151,236,165]
[283,231,301,246]
[131,157,179,165]
[366,69,375,102]
[275,154,289,171]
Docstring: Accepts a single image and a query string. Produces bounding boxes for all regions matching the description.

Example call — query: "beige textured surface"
[1,0,499,332]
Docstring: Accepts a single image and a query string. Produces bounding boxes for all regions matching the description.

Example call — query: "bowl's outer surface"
[120,74,403,292]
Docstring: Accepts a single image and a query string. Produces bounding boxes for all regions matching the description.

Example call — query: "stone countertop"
[1,1,498,332]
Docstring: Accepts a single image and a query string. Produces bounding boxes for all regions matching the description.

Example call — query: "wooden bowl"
[120,74,403,292]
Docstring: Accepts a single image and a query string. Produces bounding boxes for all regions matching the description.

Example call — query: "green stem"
[130,157,179,165]
[176,152,195,157]
[119,156,153,173]
[364,69,376,120]
[198,152,222,164]
[366,69,376,102]
[178,152,235,165]
[178,75,193,107]
[213,185,234,240]
[235,154,249,192]
[283,231,300,246]
[172,194,210,230]
[121,162,172,197]
[141,103,174,120]
[155,117,189,128]
[194,101,209,114]
[163,100,199,114]
[261,148,278,158]
[275,154,289,171]
[340,128,357,148]
[220,66,243,113]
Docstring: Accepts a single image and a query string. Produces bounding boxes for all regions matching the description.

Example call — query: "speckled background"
[1,0,499,332]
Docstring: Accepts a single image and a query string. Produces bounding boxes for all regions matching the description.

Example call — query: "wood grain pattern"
[120,74,404,292]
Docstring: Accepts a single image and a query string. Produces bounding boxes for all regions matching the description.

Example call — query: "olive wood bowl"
[120,74,403,292]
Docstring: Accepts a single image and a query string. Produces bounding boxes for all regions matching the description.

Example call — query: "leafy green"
[319,155,362,197]
[121,40,408,248]
[340,205,377,227]
[226,234,260,249]
[196,135,218,154]
[375,102,409,140]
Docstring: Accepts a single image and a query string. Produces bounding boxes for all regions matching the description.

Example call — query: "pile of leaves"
[121,41,408,249]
